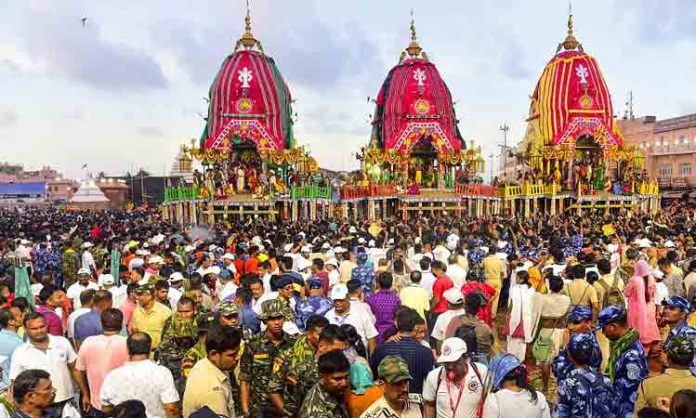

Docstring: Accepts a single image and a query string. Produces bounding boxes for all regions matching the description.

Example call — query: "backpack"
[598,274,624,309]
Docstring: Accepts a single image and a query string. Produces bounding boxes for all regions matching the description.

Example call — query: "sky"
[1,0,695,180]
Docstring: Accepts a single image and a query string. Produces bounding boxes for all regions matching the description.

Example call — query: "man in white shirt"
[67,290,95,341]
[446,254,467,289]
[423,337,488,418]
[81,242,96,273]
[66,268,99,310]
[15,239,32,268]
[325,284,378,355]
[10,313,90,414]
[100,332,180,418]
[167,272,185,308]
[418,258,436,299]
[217,269,238,301]
[431,289,466,350]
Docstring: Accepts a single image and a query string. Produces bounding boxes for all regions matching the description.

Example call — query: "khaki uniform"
[633,368,696,415]
[360,396,422,418]
[567,279,598,308]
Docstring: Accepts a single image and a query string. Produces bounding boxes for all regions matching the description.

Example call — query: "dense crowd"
[0,203,696,418]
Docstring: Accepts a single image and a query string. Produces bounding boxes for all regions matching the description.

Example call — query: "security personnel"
[295,278,333,331]
[154,316,196,396]
[634,337,696,414]
[182,313,216,378]
[552,305,602,381]
[662,296,696,373]
[556,333,616,417]
[361,356,422,418]
[598,306,648,418]
[239,299,296,417]
[268,315,328,416]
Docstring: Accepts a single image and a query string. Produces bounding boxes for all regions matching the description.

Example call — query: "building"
[618,113,696,190]
[0,182,46,206]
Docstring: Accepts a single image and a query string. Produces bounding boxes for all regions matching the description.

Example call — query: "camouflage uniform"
[62,247,81,287]
[268,335,318,416]
[240,299,296,415]
[298,383,349,418]
[154,316,196,397]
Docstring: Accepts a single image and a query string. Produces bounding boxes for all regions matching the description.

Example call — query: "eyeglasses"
[31,387,57,396]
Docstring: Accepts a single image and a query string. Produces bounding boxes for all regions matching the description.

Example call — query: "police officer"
[552,305,602,381]
[295,278,333,331]
[361,356,422,418]
[662,296,696,373]
[597,306,648,418]
[634,337,696,413]
[556,333,616,417]
[268,315,330,417]
[239,299,296,417]
[154,315,196,396]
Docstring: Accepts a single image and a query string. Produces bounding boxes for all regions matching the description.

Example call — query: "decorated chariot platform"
[161,10,658,224]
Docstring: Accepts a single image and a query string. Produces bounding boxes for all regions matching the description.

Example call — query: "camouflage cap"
[377,355,412,384]
[259,299,286,321]
[196,313,216,334]
[218,300,238,316]
[172,317,196,338]
[135,282,154,293]
[666,337,695,360]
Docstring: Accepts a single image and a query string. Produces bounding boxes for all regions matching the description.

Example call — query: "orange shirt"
[244,257,259,274]
[345,386,383,418]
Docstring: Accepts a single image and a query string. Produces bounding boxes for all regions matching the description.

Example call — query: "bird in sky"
[81,17,88,26]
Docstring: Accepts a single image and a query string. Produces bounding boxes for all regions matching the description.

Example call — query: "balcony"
[650,143,696,155]
[658,177,690,190]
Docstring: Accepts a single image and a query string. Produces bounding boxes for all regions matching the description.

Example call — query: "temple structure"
[163,4,328,223]
[162,10,659,224]
[498,13,658,215]
[342,16,492,219]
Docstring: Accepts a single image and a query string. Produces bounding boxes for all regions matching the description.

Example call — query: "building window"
[659,164,673,177]
[680,163,692,176]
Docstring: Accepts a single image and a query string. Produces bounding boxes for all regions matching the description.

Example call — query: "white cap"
[665,240,675,248]
[321,242,331,250]
[169,272,185,282]
[297,258,312,271]
[284,243,293,252]
[129,258,145,270]
[222,253,235,260]
[357,237,367,244]
[333,247,345,254]
[77,267,91,276]
[19,239,30,245]
[443,288,464,304]
[330,284,349,300]
[368,239,376,248]
[301,245,312,253]
[349,226,357,234]
[437,337,468,363]
[135,249,150,256]
[99,274,115,286]
[208,244,218,252]
[184,245,196,253]
[206,266,221,276]
[148,255,165,265]
[653,269,664,279]
[638,238,652,248]
[151,234,165,245]
[326,258,339,268]
[81,242,94,249]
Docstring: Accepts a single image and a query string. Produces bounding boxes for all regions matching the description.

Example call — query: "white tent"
[69,180,110,209]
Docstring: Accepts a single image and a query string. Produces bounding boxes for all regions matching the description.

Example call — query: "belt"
[539,317,566,329]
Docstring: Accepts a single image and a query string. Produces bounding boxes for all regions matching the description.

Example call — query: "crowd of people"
[0,202,695,418]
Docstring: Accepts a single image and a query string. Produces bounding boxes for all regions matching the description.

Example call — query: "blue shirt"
[295,296,333,331]
[368,336,434,395]
[351,264,375,297]
[73,310,102,342]
[0,329,23,390]
[664,321,696,374]
[556,367,616,418]
[238,306,261,334]
[612,339,648,418]
[552,333,602,381]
